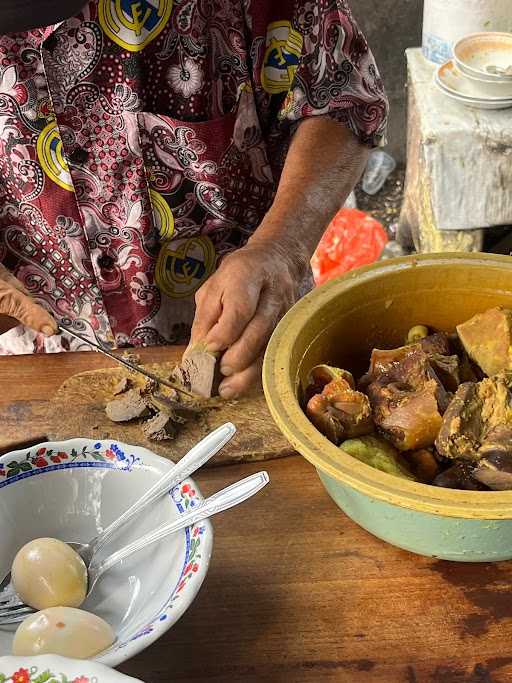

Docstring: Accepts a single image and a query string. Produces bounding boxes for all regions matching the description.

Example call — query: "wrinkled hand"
[0,264,57,336]
[188,238,306,398]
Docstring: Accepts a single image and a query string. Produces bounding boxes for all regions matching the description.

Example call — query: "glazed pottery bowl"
[263,253,512,562]
[0,654,144,682]
[436,59,512,100]
[453,32,512,82]
[0,439,212,666]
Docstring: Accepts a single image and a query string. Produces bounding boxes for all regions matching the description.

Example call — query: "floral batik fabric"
[0,0,388,354]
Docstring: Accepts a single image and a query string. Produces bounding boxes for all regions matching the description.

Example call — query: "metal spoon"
[0,423,236,605]
[0,469,269,625]
[486,64,512,77]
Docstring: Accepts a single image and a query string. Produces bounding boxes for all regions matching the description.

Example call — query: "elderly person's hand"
[187,117,369,398]
[188,236,306,398]
[0,264,57,336]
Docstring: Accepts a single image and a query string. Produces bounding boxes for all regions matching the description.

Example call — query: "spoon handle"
[88,470,269,591]
[87,423,236,561]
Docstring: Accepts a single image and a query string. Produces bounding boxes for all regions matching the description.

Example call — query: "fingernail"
[221,365,233,377]
[219,385,236,400]
[42,325,56,337]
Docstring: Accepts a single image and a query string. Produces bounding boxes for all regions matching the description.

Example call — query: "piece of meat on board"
[106,388,151,422]
[436,374,512,461]
[457,307,512,377]
[143,411,177,441]
[178,343,221,398]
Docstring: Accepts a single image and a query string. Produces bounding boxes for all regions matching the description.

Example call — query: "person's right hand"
[0,264,57,336]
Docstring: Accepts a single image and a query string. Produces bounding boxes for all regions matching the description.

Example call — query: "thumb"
[0,284,57,336]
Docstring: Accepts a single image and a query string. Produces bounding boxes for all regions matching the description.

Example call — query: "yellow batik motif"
[155,236,216,299]
[261,21,303,95]
[150,189,175,240]
[99,0,173,52]
[36,119,73,192]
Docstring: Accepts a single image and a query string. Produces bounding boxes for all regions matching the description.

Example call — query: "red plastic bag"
[311,208,388,286]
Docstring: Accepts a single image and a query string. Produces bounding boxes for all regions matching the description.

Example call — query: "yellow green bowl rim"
[263,252,512,520]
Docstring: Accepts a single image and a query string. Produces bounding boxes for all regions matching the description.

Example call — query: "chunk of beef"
[305,365,355,404]
[306,377,373,445]
[457,307,512,377]
[433,461,485,490]
[430,354,461,393]
[436,374,512,461]
[472,426,512,490]
[360,332,451,387]
[106,388,151,422]
[367,348,458,451]
[406,449,441,484]
[143,411,177,441]
[435,383,481,460]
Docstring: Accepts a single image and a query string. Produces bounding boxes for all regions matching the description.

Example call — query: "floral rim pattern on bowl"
[1,664,93,682]
[0,440,213,666]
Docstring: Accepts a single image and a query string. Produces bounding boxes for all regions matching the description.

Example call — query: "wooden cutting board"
[40,362,295,466]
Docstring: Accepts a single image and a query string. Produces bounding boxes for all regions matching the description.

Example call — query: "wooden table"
[2,348,512,682]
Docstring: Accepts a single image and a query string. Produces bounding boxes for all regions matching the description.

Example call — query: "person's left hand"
[187,237,306,398]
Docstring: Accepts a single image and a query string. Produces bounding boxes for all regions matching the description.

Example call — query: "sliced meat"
[436,375,512,461]
[113,377,132,395]
[179,343,221,398]
[106,388,151,422]
[457,307,512,377]
[306,377,373,445]
[143,411,177,441]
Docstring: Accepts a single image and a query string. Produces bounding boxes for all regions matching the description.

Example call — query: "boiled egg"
[12,538,87,610]
[13,606,115,658]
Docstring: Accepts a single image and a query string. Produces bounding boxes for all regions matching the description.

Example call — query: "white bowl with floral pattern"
[0,439,213,667]
[0,654,143,682]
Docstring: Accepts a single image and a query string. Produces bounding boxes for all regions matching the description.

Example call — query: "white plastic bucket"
[422,0,512,64]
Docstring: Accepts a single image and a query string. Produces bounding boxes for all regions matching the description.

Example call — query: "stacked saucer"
[434,32,512,110]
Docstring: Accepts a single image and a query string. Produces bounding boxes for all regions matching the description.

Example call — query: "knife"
[58,324,195,398]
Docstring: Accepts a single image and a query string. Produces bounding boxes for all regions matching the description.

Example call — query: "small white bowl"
[434,60,512,109]
[0,654,143,682]
[454,32,512,82]
[0,439,213,667]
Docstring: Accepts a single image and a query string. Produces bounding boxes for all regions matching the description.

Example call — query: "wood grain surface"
[2,350,512,682]
[0,347,293,465]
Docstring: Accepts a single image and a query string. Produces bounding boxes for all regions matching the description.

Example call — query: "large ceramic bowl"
[263,253,512,562]
[0,655,143,682]
[0,439,213,666]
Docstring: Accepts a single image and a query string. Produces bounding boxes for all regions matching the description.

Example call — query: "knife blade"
[58,324,195,398]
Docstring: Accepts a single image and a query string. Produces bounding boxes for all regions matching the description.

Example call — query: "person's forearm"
[249,116,369,273]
